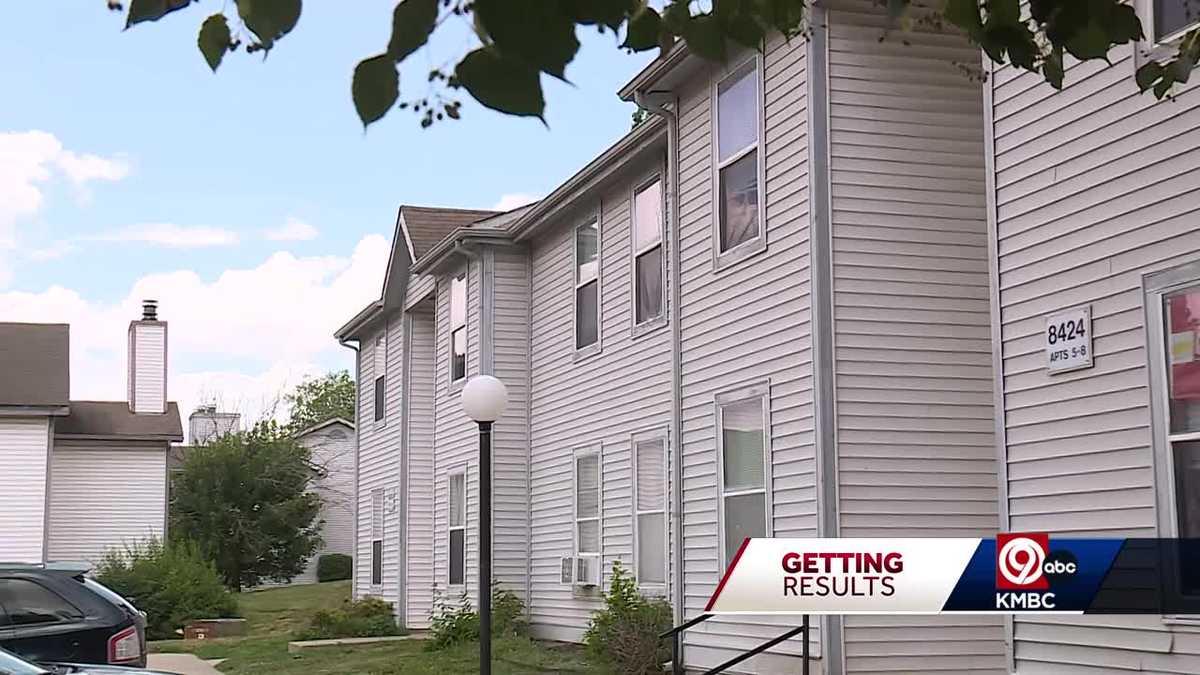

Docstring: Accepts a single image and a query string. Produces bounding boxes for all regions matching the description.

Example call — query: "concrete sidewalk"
[147,654,224,675]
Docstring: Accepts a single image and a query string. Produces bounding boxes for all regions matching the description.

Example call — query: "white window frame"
[711,52,767,271]
[373,334,386,426]
[573,210,602,359]
[370,488,384,591]
[714,381,773,574]
[1144,260,1200,619]
[631,427,669,594]
[448,269,468,386]
[446,468,467,589]
[630,171,668,337]
[1134,0,1200,68]
[572,447,603,563]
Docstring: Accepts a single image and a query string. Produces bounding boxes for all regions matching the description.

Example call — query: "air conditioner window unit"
[575,553,601,587]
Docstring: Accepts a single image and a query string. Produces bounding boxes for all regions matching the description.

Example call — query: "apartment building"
[335,0,1200,672]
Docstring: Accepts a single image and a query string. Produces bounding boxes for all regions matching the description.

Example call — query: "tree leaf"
[126,0,192,28]
[352,54,399,127]
[987,0,1020,27]
[235,0,302,51]
[454,47,545,118]
[1042,45,1064,89]
[682,13,726,61]
[198,14,233,72]
[1136,61,1165,92]
[387,0,439,62]
[474,0,579,80]
[1063,20,1112,60]
[563,0,635,31]
[943,0,983,40]
[623,5,663,51]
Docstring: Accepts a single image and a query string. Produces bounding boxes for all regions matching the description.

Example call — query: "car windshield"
[0,649,48,675]
[81,578,137,615]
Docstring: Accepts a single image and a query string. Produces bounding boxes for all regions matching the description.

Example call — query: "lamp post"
[460,375,508,675]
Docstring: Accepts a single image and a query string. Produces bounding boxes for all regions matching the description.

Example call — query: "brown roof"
[56,401,184,441]
[400,206,499,259]
[0,323,69,407]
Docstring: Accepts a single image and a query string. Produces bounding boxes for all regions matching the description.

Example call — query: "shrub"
[583,561,672,675]
[294,596,401,641]
[95,538,239,640]
[316,554,352,582]
[427,585,528,651]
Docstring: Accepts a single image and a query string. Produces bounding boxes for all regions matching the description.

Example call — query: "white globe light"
[461,375,509,422]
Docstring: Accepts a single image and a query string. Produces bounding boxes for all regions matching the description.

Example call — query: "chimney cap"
[141,299,158,321]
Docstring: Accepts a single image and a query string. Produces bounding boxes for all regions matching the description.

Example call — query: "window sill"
[631,315,668,341]
[1136,22,1200,68]
[1164,616,1200,632]
[638,584,668,599]
[573,342,602,363]
[713,235,767,274]
[449,377,467,395]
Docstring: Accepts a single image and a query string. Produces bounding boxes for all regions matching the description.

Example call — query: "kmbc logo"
[996,533,1050,590]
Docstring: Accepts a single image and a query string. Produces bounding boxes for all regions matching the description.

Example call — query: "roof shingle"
[400,206,500,259]
[0,323,69,407]
[56,401,184,441]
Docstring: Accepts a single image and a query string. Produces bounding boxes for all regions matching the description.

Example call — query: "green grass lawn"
[150,581,598,674]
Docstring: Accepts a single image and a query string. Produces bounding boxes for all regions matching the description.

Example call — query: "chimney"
[128,299,167,414]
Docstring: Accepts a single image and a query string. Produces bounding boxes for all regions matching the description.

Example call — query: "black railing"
[660,614,810,675]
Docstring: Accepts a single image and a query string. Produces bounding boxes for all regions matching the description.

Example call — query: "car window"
[0,648,47,675]
[82,578,136,615]
[0,580,83,626]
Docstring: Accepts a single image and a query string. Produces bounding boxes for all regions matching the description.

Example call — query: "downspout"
[338,337,362,600]
[635,90,684,629]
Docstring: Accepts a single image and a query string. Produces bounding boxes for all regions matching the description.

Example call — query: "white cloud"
[0,130,130,284]
[264,217,319,242]
[0,234,389,424]
[87,223,240,248]
[491,193,539,211]
[25,241,75,262]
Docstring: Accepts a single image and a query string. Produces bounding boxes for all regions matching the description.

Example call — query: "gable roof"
[293,417,355,439]
[55,401,184,441]
[399,206,500,259]
[0,323,70,408]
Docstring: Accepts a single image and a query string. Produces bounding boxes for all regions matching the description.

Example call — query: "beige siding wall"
[991,27,1200,673]
[527,154,673,642]
[47,440,166,564]
[0,418,50,563]
[675,29,818,671]
[827,2,1005,672]
[405,307,436,627]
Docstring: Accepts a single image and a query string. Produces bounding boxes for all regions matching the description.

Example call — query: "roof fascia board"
[618,42,692,100]
[0,406,69,417]
[410,229,515,275]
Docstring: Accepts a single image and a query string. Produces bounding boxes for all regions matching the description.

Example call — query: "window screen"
[575,219,600,349]
[715,61,761,255]
[575,453,601,554]
[635,438,666,584]
[719,396,767,564]
[633,180,664,324]
[1156,0,1200,39]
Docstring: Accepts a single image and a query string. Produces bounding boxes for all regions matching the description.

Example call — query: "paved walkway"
[147,654,224,675]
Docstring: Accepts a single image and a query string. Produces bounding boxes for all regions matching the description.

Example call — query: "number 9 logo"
[999,537,1046,587]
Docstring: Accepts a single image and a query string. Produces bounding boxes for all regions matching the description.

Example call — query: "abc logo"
[1043,550,1078,584]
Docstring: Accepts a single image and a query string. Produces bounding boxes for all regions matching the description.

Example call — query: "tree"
[170,419,322,591]
[284,370,356,435]
[110,0,1196,129]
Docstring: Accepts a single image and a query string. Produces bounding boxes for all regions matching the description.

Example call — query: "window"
[575,218,600,351]
[371,488,383,587]
[715,59,762,259]
[1155,0,1200,40]
[373,335,386,422]
[634,434,667,586]
[0,579,82,626]
[1164,287,1200,546]
[448,472,466,586]
[632,178,665,326]
[574,451,601,556]
[450,272,467,382]
[717,390,769,566]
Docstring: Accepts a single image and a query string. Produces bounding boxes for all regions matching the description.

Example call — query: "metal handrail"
[662,614,810,675]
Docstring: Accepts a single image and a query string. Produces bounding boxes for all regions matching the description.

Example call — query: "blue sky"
[0,2,654,426]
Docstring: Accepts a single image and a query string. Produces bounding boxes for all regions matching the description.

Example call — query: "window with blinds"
[634,435,667,586]
[370,488,384,587]
[448,472,466,586]
[574,451,601,556]
[717,389,769,568]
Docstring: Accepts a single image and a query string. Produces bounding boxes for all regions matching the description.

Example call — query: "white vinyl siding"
[989,4,1200,669]
[47,442,166,564]
[405,307,437,627]
[0,418,49,563]
[675,28,817,671]
[130,323,166,415]
[527,152,673,643]
[296,423,356,584]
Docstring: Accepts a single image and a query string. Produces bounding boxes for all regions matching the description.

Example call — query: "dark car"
[0,646,169,675]
[0,568,146,669]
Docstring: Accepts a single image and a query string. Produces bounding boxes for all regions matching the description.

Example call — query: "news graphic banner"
[706,535,1200,614]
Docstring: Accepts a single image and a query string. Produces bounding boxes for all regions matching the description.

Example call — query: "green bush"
[427,585,528,651]
[95,538,239,640]
[316,554,352,582]
[583,561,672,675]
[294,596,401,641]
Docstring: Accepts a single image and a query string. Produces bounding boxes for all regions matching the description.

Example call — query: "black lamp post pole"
[478,420,493,675]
